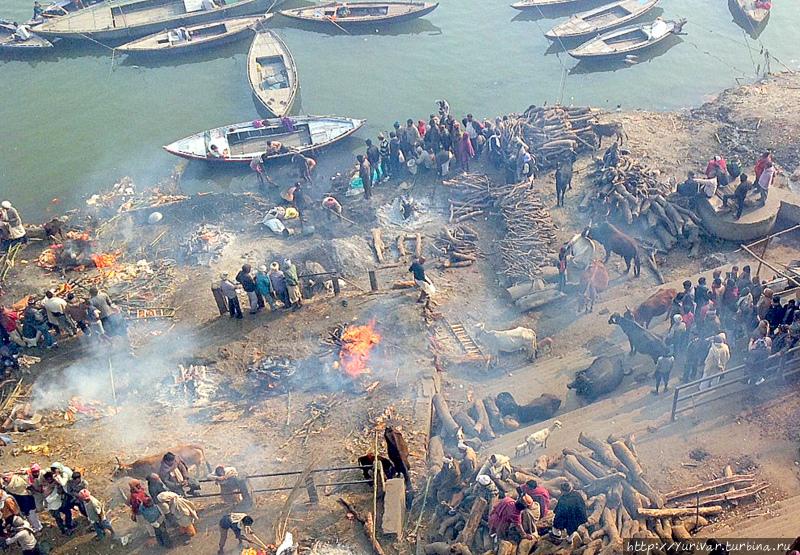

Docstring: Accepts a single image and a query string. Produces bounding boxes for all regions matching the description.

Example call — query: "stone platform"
[697,186,800,242]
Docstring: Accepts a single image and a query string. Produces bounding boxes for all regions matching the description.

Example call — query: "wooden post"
[755,236,771,278]
[305,474,319,505]
[368,271,379,292]
[670,386,680,421]
[332,275,341,296]
[456,496,487,546]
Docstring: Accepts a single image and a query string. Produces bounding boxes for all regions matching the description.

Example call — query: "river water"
[1,0,798,218]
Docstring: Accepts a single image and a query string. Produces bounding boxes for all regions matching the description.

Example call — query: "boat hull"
[545,0,660,39]
[279,2,437,27]
[247,30,297,118]
[568,20,679,59]
[36,0,267,42]
[117,15,266,54]
[163,116,365,165]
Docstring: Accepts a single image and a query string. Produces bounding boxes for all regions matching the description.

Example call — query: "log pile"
[436,225,479,269]
[444,174,557,281]
[581,150,703,253]
[424,429,769,555]
[507,106,599,170]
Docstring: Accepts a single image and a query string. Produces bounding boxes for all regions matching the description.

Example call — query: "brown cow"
[586,222,641,277]
[630,288,677,328]
[112,444,211,479]
[578,259,609,313]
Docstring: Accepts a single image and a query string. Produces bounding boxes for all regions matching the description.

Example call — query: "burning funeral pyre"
[330,322,381,379]
[246,356,298,394]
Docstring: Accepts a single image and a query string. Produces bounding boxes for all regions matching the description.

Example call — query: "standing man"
[553,482,588,540]
[653,354,674,394]
[4,515,41,555]
[0,201,26,253]
[357,155,372,200]
[249,155,267,189]
[283,258,302,310]
[235,264,261,315]
[378,133,391,179]
[365,139,382,184]
[219,273,243,319]
[722,173,751,220]
[218,513,255,554]
[78,489,115,540]
[557,246,568,292]
[699,334,730,391]
[757,160,775,205]
[2,473,41,532]
[42,290,77,337]
[255,266,277,311]
[402,119,421,159]
[207,466,243,506]
[389,131,402,177]
[408,257,435,305]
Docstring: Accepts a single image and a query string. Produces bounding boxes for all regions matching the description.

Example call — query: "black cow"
[567,356,626,401]
[586,222,641,277]
[555,152,575,207]
[357,453,397,481]
[608,312,668,365]
[384,426,411,488]
[495,392,561,424]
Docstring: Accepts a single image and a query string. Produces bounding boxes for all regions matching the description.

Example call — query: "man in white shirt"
[42,290,76,336]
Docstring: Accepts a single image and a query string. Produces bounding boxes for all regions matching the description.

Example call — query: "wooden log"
[601,507,620,544]
[578,433,626,472]
[516,290,566,312]
[452,251,478,262]
[337,498,386,555]
[533,455,551,476]
[456,497,488,546]
[563,449,610,479]
[671,523,691,541]
[675,515,708,532]
[415,233,423,258]
[497,540,516,555]
[674,482,769,507]
[621,480,643,519]
[660,518,672,542]
[433,394,460,439]
[428,435,445,474]
[581,473,626,498]
[565,455,597,485]
[454,411,481,439]
[397,233,407,257]
[444,260,474,269]
[629,475,664,509]
[483,397,504,432]
[663,474,755,502]
[391,280,416,289]
[586,493,606,527]
[609,441,643,478]
[517,539,535,555]
[652,518,670,542]
[583,539,603,555]
[469,399,496,441]
[577,524,592,545]
[638,506,723,518]
[438,515,460,536]
[371,228,385,264]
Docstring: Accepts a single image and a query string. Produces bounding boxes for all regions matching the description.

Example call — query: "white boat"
[247,29,297,118]
[163,115,365,164]
[568,18,685,60]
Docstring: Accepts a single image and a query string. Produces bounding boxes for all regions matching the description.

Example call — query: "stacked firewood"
[444,174,557,281]
[437,225,479,269]
[580,152,703,253]
[424,429,768,555]
[504,106,599,170]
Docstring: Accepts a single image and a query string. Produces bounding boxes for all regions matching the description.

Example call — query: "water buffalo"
[495,392,561,424]
[586,222,641,277]
[567,356,627,401]
[631,288,677,328]
[608,312,668,365]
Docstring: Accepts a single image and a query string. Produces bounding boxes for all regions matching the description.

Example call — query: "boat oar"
[325,16,351,35]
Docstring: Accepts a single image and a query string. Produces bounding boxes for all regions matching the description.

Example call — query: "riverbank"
[1,73,800,555]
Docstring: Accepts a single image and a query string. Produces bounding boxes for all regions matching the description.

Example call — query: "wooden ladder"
[126,307,176,320]
[445,318,485,359]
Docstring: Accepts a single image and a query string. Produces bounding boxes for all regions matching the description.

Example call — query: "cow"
[578,259,609,313]
[384,426,411,489]
[592,122,627,149]
[585,222,641,277]
[495,392,561,425]
[568,356,628,402]
[608,312,668,365]
[112,444,211,479]
[475,323,537,361]
[554,152,575,208]
[631,288,677,328]
[357,453,397,481]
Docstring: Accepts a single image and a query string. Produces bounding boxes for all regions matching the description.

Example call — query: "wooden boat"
[35,0,267,41]
[247,30,297,118]
[511,0,584,11]
[545,0,660,39]
[163,116,366,164]
[116,14,268,54]
[279,1,438,27]
[568,18,684,59]
[0,21,53,50]
[730,0,770,30]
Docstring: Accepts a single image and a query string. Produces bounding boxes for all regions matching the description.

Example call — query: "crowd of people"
[652,262,800,394]
[215,258,303,319]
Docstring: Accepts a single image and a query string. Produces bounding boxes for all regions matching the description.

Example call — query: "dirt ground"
[2,73,800,555]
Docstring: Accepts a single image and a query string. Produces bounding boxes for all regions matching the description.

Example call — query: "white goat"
[525,420,563,452]
[514,443,529,458]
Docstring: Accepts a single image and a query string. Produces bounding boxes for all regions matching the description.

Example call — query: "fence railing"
[670,344,800,421]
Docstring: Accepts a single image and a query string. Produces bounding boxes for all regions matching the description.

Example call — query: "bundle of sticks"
[500,106,598,171]
[437,225,479,269]
[444,174,557,281]
[581,151,703,253]
[424,428,768,555]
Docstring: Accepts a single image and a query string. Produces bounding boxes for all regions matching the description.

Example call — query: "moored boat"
[26,0,104,26]
[116,14,269,54]
[0,20,53,50]
[35,0,267,42]
[511,0,584,11]
[279,1,438,27]
[730,0,770,31]
[545,0,660,39]
[247,29,297,118]
[568,17,685,60]
[163,116,365,164]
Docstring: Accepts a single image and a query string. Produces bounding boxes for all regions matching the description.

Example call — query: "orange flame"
[339,321,381,378]
[91,252,118,269]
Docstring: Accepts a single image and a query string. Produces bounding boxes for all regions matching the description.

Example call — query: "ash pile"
[422,397,769,555]
[181,223,233,266]
[246,356,298,395]
[154,363,220,409]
